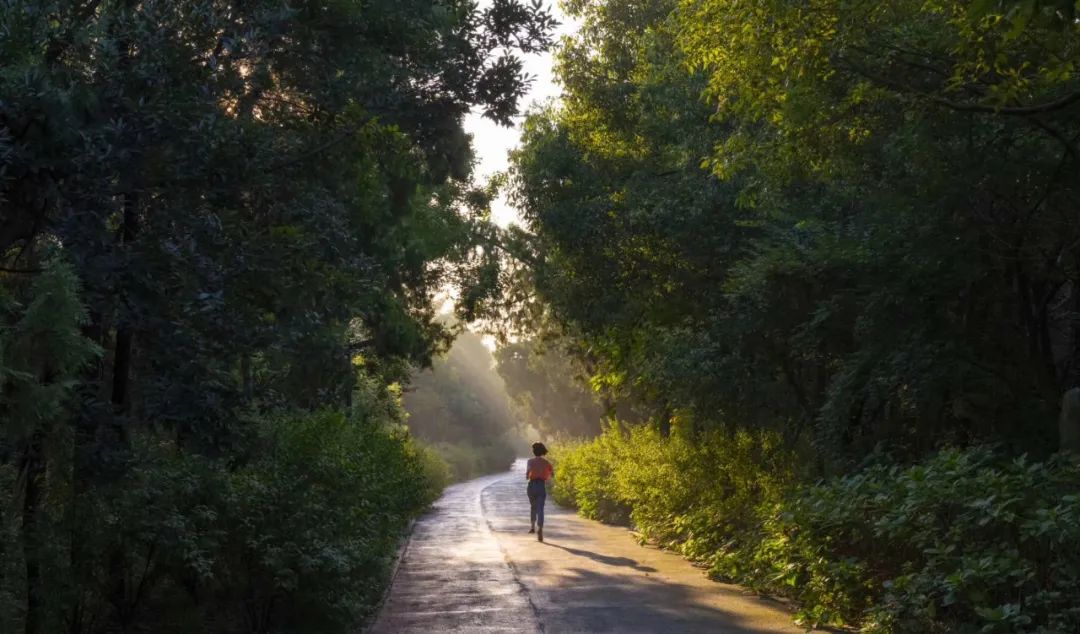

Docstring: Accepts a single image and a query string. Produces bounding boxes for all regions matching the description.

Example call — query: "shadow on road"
[479,463,815,633]
[541,541,658,573]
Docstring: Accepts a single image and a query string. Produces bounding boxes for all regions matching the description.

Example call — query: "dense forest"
[494,0,1080,630]
[4,0,1080,632]
[0,0,552,631]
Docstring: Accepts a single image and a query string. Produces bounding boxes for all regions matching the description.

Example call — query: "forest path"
[369,459,809,633]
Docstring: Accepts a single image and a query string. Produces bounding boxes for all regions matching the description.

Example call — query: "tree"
[494,339,604,437]
[502,0,1080,464]
[0,0,555,629]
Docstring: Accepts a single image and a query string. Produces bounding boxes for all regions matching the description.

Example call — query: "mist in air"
[401,328,530,481]
[401,329,603,481]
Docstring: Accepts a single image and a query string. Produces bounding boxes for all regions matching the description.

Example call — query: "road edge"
[359,515,418,633]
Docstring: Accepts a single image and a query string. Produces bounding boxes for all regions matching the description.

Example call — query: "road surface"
[369,460,809,633]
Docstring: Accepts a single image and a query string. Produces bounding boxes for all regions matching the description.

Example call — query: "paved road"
[370,460,809,633]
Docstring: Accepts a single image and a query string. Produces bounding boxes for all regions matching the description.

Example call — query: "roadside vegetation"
[553,428,1080,631]
[498,0,1080,631]
[5,0,1080,630]
[0,0,552,631]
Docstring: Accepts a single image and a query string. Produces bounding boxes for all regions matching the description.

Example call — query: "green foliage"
[548,427,633,524]
[0,256,101,632]
[222,410,440,631]
[555,427,1080,632]
[499,0,1080,629]
[1,0,555,434]
[0,259,447,632]
[0,256,101,437]
[425,441,513,483]
[0,406,442,633]
[0,0,554,629]
[552,422,794,551]
[413,441,454,498]
[494,339,605,437]
[503,0,1080,467]
[742,449,1080,632]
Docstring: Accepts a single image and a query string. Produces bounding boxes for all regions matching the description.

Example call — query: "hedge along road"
[369,459,815,633]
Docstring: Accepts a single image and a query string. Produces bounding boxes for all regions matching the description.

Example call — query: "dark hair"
[531,442,548,457]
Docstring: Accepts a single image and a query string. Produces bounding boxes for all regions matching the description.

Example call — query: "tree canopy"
[4,0,1080,630]
[0,0,553,630]
[502,0,1080,464]
[508,1,1080,629]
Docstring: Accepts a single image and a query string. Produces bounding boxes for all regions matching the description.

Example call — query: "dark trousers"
[527,479,546,528]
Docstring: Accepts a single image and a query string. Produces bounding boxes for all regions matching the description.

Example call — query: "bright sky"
[465,1,579,228]
[440,3,578,339]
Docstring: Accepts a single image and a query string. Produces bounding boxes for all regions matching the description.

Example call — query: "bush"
[554,427,1080,632]
[0,409,443,633]
[548,425,633,524]
[427,439,516,483]
[217,410,441,631]
[414,441,453,496]
[551,421,792,550]
[742,448,1080,632]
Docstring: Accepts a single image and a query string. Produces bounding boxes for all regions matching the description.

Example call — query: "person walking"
[526,442,553,542]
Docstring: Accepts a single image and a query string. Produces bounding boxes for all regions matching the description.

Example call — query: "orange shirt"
[526,457,553,481]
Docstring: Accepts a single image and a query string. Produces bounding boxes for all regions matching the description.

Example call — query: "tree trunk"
[657,401,671,437]
[111,325,133,409]
[111,191,139,413]
[241,355,254,402]
[1060,387,1080,453]
[18,434,45,634]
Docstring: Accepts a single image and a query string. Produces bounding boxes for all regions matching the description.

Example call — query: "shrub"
[414,441,453,496]
[551,421,792,546]
[745,448,1080,632]
[554,427,1080,632]
[428,439,516,483]
[216,410,440,632]
[0,409,442,633]
[549,425,633,524]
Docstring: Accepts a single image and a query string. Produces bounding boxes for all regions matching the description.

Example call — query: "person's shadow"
[543,542,658,573]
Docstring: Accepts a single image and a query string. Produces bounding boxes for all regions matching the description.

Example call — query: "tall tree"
[0,0,555,629]
[502,0,1080,465]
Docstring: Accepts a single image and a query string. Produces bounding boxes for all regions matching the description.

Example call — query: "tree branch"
[0,266,43,274]
[839,57,1080,116]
